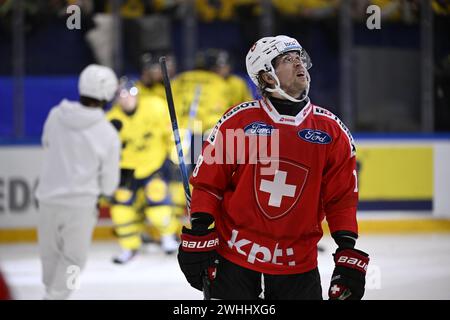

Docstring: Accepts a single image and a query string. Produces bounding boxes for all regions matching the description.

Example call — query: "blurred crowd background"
[0,0,449,138]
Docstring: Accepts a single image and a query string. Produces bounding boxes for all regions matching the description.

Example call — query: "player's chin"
[295,78,308,91]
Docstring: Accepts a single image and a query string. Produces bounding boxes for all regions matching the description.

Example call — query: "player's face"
[273,51,308,97]
[215,64,231,78]
[117,89,137,112]
[141,64,162,86]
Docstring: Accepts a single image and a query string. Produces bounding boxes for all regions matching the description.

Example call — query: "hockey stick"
[159,56,211,301]
[160,56,192,214]
[182,85,202,163]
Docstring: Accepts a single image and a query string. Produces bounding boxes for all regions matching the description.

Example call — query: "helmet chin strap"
[265,70,311,103]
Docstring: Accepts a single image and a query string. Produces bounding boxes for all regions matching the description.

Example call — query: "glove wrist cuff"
[180,231,219,252]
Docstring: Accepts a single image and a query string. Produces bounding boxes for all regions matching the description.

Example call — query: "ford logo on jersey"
[298,129,332,144]
[244,122,275,136]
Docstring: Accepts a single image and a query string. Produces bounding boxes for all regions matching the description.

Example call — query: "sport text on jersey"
[227,229,297,266]
[313,106,356,157]
[207,101,259,145]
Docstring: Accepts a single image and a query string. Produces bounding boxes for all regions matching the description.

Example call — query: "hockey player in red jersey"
[177,35,370,300]
[0,268,12,300]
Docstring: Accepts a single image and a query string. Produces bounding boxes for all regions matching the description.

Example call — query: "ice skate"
[112,249,138,264]
[161,235,179,255]
[141,232,155,245]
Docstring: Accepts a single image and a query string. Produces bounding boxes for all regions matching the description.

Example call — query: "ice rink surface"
[1,233,450,300]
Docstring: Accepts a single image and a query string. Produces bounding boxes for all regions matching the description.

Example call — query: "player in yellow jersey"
[170,48,252,179]
[166,53,232,220]
[136,52,177,100]
[134,52,190,220]
[171,54,231,134]
[196,48,253,107]
[107,78,179,263]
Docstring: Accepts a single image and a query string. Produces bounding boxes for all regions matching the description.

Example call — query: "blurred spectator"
[432,0,450,15]
[233,0,261,69]
[274,0,340,110]
[370,0,402,22]
[105,0,145,18]
[152,0,183,15]
[195,0,261,22]
[0,0,48,36]
[272,0,339,20]
[195,0,234,22]
[85,0,172,70]
[352,0,420,24]
[433,0,450,69]
[85,12,114,68]
[435,54,450,131]
[272,0,340,47]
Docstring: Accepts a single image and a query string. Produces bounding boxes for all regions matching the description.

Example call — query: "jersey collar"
[260,97,312,126]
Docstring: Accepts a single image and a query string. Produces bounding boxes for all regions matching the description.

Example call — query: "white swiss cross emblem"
[330,284,341,295]
[254,158,309,220]
[260,170,296,207]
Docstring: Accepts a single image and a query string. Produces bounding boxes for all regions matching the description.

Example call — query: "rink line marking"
[1,219,450,243]
[323,219,450,234]
[0,226,115,243]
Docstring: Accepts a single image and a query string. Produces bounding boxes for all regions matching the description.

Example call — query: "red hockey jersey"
[190,98,358,275]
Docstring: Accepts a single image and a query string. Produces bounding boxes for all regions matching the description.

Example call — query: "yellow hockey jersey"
[171,69,230,133]
[136,81,167,101]
[107,95,171,179]
[225,74,253,107]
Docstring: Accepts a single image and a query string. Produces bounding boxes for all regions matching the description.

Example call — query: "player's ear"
[260,72,275,86]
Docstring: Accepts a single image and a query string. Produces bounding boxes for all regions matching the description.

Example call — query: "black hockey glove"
[328,247,370,300]
[177,213,219,291]
[110,119,123,132]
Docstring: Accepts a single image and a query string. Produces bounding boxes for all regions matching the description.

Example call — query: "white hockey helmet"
[78,64,119,102]
[246,35,312,102]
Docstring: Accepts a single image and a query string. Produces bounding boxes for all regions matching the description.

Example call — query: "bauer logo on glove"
[181,232,219,252]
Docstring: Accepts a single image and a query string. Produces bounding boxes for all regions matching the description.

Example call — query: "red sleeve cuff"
[326,206,358,234]
[190,187,222,219]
